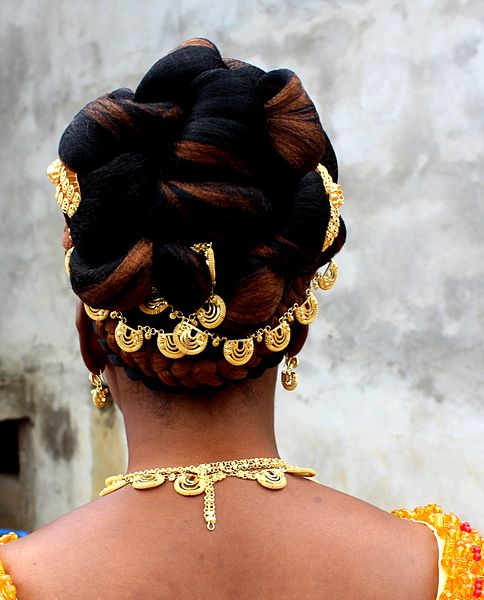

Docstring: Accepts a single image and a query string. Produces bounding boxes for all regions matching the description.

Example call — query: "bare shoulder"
[0,481,440,600]
[293,479,439,600]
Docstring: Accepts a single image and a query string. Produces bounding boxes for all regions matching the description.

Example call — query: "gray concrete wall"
[1,0,483,529]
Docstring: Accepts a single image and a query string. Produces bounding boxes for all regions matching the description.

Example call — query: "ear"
[75,299,108,374]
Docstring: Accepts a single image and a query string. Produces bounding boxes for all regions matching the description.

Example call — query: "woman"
[0,38,482,599]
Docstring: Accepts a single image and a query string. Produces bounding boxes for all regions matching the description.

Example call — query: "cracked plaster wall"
[1,0,483,529]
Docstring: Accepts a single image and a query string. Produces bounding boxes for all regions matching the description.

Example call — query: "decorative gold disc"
[197,294,226,329]
[114,321,144,352]
[173,321,208,355]
[223,338,254,366]
[84,304,110,321]
[264,320,291,352]
[99,479,129,497]
[132,473,166,490]
[157,332,186,358]
[255,469,287,490]
[295,291,319,325]
[316,260,338,291]
[174,473,206,496]
[140,290,169,315]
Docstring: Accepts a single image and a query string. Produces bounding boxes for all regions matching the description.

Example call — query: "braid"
[60,38,346,392]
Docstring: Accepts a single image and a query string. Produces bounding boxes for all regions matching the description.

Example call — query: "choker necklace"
[99,457,316,530]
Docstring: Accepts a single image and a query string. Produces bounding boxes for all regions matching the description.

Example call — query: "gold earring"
[89,372,110,408]
[281,355,299,391]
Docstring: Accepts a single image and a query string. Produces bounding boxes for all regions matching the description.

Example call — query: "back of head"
[54,38,346,390]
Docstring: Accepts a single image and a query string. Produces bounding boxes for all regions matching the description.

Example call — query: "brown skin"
[0,301,439,599]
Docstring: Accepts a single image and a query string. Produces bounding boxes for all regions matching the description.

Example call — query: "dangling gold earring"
[281,355,299,391]
[89,372,110,409]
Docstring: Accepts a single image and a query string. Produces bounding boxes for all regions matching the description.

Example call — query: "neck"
[105,365,280,472]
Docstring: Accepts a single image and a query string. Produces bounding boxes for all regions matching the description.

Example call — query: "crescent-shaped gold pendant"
[114,321,144,352]
[264,320,291,352]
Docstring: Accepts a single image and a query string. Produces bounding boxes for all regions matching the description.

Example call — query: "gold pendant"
[132,473,166,490]
[197,294,226,329]
[264,320,291,352]
[316,260,338,291]
[295,291,319,325]
[114,321,144,352]
[84,304,110,321]
[99,479,129,497]
[173,321,208,355]
[223,338,254,366]
[139,290,168,315]
[281,355,299,391]
[157,332,186,359]
[255,469,287,490]
[174,473,206,496]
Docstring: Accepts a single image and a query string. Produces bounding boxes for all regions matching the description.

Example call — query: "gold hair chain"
[49,159,344,367]
[99,457,316,530]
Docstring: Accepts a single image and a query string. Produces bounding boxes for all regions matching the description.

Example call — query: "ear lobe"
[76,299,108,374]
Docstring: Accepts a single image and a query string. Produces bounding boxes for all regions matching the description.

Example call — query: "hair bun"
[260,69,325,172]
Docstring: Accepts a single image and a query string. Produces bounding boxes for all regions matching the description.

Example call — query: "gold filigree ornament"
[264,320,291,352]
[89,372,111,409]
[99,457,316,530]
[316,259,338,291]
[295,290,319,325]
[196,294,226,329]
[84,304,110,321]
[281,355,299,391]
[174,473,206,496]
[46,159,81,218]
[255,469,287,490]
[114,320,144,353]
[173,320,209,355]
[132,473,165,490]
[316,163,344,253]
[139,290,169,315]
[157,332,186,359]
[223,338,255,366]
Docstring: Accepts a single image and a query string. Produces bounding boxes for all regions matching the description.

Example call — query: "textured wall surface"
[1,0,483,529]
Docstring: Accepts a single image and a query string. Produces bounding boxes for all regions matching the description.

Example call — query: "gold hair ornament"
[99,457,316,530]
[51,158,343,371]
[317,163,344,252]
[84,258,339,363]
[46,159,81,218]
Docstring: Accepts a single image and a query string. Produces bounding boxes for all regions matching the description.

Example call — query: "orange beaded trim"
[393,504,484,599]
[0,533,18,600]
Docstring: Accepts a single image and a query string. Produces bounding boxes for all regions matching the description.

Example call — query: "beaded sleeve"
[0,533,18,600]
[393,504,484,600]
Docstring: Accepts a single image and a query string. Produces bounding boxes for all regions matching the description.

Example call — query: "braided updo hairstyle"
[59,38,346,391]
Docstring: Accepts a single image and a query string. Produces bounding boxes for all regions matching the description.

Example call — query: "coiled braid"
[58,38,346,391]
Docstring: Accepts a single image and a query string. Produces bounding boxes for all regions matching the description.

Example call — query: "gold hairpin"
[47,159,81,218]
[317,164,344,252]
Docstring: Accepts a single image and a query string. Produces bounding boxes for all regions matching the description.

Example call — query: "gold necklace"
[99,457,316,530]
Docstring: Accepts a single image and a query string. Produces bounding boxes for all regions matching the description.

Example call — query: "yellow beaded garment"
[1,506,483,599]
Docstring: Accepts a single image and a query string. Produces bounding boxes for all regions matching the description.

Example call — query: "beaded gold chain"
[99,457,316,530]
[50,159,344,367]
[84,260,339,365]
